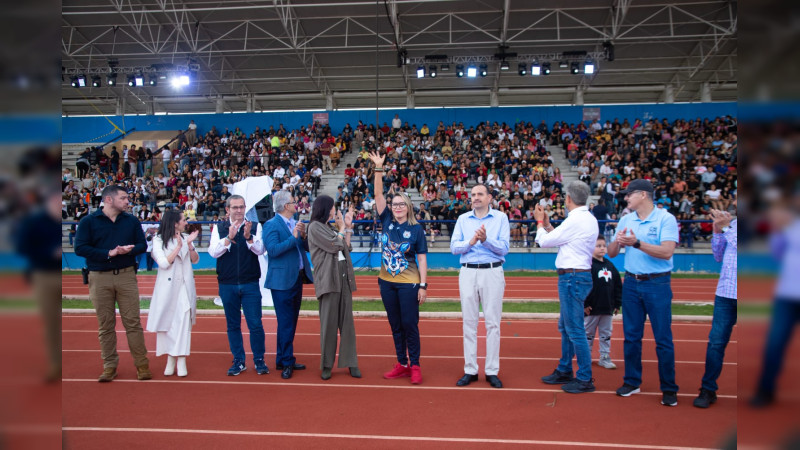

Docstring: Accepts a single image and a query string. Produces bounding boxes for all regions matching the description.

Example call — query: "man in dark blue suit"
[262,190,314,379]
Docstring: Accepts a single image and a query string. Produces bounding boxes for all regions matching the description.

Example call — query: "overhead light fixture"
[416,65,426,78]
[479,64,488,77]
[559,60,568,68]
[70,76,80,88]
[106,73,117,86]
[500,60,510,71]
[134,73,145,86]
[466,65,477,78]
[570,62,580,74]
[584,60,595,75]
[456,65,465,77]
[531,62,541,76]
[518,63,527,76]
[91,76,101,88]
[148,75,158,86]
[440,63,450,72]
[76,75,87,87]
[429,65,437,78]
[542,62,551,75]
[127,74,136,87]
[170,73,191,88]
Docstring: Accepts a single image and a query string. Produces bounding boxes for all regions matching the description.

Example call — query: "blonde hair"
[390,192,418,226]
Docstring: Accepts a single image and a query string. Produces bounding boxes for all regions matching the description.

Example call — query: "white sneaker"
[177,356,188,377]
[164,355,176,376]
[599,355,617,369]
[213,297,223,307]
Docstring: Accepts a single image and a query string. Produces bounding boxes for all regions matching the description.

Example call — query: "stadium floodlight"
[70,76,79,88]
[106,73,117,86]
[76,75,87,87]
[170,73,191,88]
[518,63,527,76]
[542,62,551,75]
[148,75,158,86]
[531,63,541,76]
[440,63,450,72]
[559,60,568,68]
[127,75,136,87]
[416,66,426,78]
[500,60,510,71]
[455,65,464,77]
[478,64,488,77]
[429,65,437,78]
[91,76,101,88]
[570,62,580,74]
[466,65,477,78]
[134,73,145,86]
[584,60,595,74]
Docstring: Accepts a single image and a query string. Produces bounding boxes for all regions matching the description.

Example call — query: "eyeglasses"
[229,205,246,210]
[391,203,407,209]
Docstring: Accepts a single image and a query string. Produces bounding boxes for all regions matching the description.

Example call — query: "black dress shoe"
[281,366,293,379]
[456,373,479,386]
[486,375,503,389]
[276,363,307,371]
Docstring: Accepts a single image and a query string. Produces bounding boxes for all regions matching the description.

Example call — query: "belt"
[625,271,671,281]
[92,266,136,275]
[461,261,502,269]
[556,268,591,275]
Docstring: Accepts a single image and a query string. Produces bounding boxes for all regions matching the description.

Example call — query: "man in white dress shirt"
[535,181,599,394]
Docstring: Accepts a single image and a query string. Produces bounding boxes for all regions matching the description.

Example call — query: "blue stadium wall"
[59,249,756,274]
[63,102,736,143]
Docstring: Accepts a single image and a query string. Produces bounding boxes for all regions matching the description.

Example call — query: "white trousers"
[155,288,193,357]
[584,314,613,357]
[459,266,505,376]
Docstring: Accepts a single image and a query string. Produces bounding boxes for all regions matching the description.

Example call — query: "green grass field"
[59,298,715,315]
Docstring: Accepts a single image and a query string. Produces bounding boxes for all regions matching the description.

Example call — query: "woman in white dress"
[146,210,200,377]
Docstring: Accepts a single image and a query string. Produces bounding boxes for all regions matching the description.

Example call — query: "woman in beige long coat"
[307,195,360,380]
[146,210,199,377]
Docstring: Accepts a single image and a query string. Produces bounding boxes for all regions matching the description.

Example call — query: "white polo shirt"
[535,206,598,270]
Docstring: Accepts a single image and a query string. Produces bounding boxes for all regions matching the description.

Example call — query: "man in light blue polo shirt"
[450,184,510,389]
[608,179,680,407]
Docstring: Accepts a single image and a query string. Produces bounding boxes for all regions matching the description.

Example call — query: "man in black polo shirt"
[74,185,151,382]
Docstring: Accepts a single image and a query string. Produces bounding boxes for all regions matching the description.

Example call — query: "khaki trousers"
[88,268,149,369]
[318,262,358,369]
[33,271,62,371]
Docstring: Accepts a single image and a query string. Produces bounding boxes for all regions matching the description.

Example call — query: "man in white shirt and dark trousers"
[450,184,510,389]
[608,179,680,407]
[535,181,599,393]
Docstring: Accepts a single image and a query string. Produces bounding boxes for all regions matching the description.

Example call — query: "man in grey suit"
[262,190,314,379]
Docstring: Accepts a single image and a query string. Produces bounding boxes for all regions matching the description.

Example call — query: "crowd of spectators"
[63,114,735,248]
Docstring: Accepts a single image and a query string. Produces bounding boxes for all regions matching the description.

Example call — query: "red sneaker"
[410,365,422,384]
[383,363,411,379]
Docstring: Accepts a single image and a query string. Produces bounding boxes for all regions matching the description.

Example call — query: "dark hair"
[596,234,606,242]
[158,209,184,248]
[101,184,126,200]
[471,183,491,195]
[310,195,334,224]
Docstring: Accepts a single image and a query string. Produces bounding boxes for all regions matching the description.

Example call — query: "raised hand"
[710,209,732,233]
[368,151,385,168]
[476,224,487,242]
[228,221,241,240]
[186,229,200,243]
[295,222,306,238]
[242,221,253,240]
[345,205,354,228]
[533,204,546,222]
[617,228,638,247]
[335,209,345,231]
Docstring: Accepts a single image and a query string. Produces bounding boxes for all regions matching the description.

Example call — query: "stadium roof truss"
[62,0,737,115]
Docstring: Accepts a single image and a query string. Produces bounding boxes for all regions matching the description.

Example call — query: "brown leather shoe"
[98,367,117,382]
[136,364,153,380]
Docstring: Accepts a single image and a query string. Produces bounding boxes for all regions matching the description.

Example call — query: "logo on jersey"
[381,233,410,276]
[598,267,612,282]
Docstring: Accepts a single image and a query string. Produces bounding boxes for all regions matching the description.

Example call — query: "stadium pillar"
[490,88,499,107]
[406,90,415,109]
[326,93,334,110]
[116,97,125,116]
[574,88,584,106]
[664,85,675,103]
[216,95,225,114]
[700,82,712,102]
[247,94,255,113]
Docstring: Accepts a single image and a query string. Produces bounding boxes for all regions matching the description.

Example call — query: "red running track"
[61,274,723,303]
[61,314,737,449]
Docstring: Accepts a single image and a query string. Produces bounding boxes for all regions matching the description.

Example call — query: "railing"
[61,219,714,250]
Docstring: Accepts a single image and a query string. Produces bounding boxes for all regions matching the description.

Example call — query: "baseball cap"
[620,179,654,194]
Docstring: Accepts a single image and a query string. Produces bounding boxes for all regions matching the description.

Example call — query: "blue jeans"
[556,272,594,382]
[757,299,800,395]
[270,272,303,367]
[219,282,265,363]
[379,278,421,366]
[622,275,678,392]
[701,295,737,392]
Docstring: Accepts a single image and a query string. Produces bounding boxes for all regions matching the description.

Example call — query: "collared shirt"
[535,206,598,270]
[450,208,510,264]
[74,209,147,271]
[208,221,265,258]
[712,219,737,299]
[613,207,679,275]
[772,219,800,300]
[279,214,304,270]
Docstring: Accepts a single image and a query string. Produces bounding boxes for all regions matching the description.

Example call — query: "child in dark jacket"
[584,235,622,369]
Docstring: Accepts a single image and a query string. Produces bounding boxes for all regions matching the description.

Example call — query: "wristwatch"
[419,283,428,290]
[633,239,641,249]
